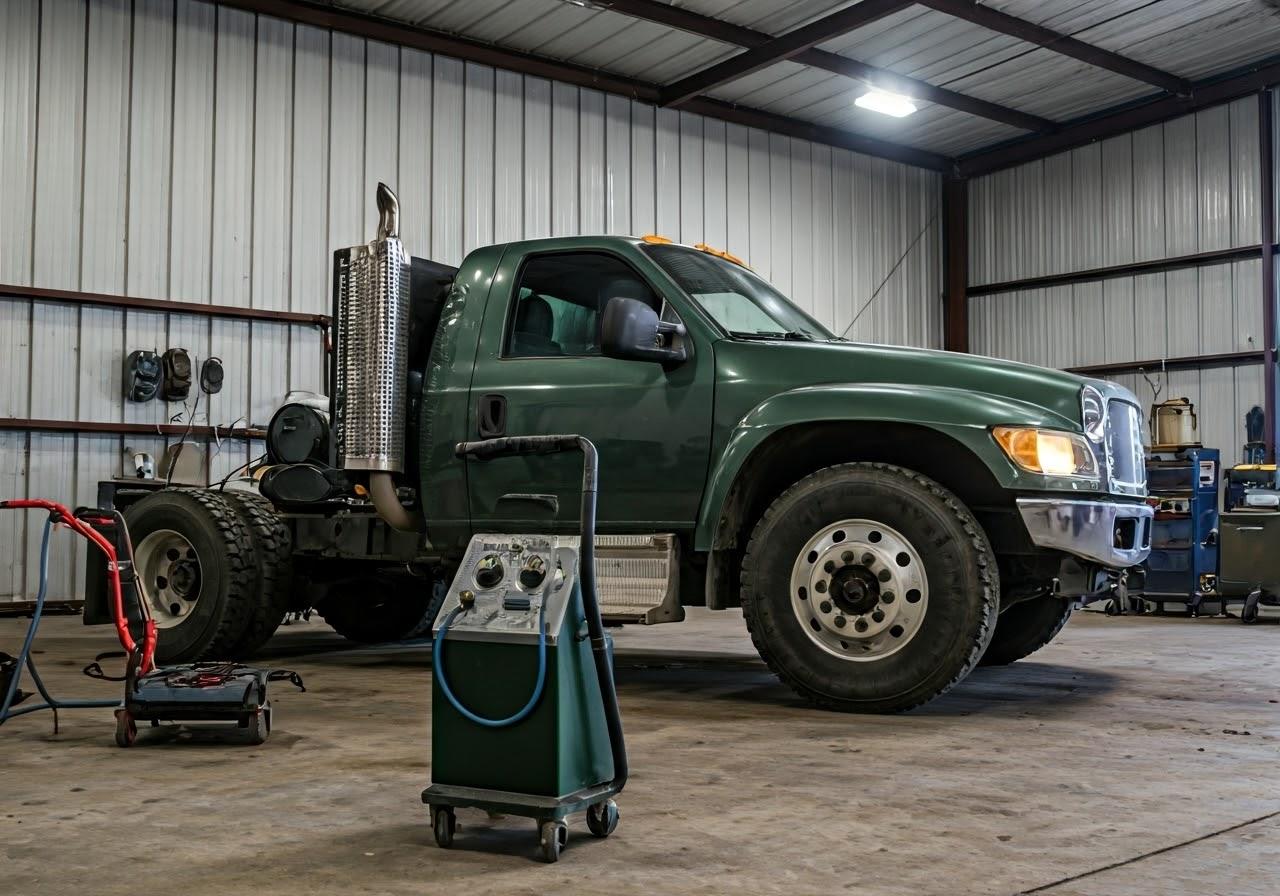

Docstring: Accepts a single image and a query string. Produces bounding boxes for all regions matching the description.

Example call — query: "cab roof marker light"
[694,243,752,270]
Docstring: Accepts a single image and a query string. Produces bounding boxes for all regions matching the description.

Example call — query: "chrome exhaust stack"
[331,183,422,531]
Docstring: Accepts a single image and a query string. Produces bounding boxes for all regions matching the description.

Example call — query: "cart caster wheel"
[539,820,567,863]
[245,707,270,746]
[114,710,136,748]
[433,807,456,848]
[586,800,618,838]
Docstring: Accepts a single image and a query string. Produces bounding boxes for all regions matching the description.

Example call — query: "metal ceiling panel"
[337,0,498,28]
[335,0,740,83]
[831,105,1025,156]
[943,48,1154,122]
[821,6,1031,85]
[709,59,1022,156]
[299,0,1280,163]
[680,0,863,34]
[526,21,734,84]
[710,60,839,111]
[980,0,1159,35]
[1105,4,1280,82]
[986,0,1280,83]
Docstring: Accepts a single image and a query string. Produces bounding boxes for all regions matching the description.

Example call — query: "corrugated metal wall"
[0,0,942,601]
[969,95,1272,462]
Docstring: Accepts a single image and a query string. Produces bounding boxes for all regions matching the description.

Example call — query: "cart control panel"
[441,535,579,645]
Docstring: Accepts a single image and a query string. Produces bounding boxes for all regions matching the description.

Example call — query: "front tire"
[979,595,1074,666]
[741,463,998,713]
[125,488,258,663]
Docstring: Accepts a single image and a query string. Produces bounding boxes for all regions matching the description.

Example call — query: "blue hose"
[432,600,547,728]
[1,515,121,726]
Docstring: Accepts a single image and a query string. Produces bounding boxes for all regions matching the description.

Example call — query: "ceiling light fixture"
[855,89,918,118]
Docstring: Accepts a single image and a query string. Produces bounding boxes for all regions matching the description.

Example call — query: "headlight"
[993,427,1100,477]
[1081,385,1106,443]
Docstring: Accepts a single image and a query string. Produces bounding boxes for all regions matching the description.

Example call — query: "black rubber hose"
[573,436,628,792]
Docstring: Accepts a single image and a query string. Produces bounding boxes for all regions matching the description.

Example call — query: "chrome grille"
[332,236,411,472]
[1105,399,1146,496]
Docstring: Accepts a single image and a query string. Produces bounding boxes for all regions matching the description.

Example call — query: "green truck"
[98,185,1152,713]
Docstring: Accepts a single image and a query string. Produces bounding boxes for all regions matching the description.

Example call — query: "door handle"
[477,394,506,438]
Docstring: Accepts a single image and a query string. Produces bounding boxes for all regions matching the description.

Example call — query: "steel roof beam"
[959,59,1280,175]
[804,51,1053,133]
[680,95,951,170]
[660,0,914,107]
[916,0,1192,96]
[606,0,1052,133]
[214,0,952,170]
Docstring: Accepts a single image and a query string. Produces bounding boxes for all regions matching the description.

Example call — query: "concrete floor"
[1,609,1277,896]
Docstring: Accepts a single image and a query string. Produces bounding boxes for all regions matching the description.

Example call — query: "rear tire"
[221,491,293,656]
[741,463,998,713]
[979,596,1074,667]
[124,488,258,663]
[319,575,445,644]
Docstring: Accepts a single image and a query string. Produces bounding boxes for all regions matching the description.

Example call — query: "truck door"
[465,248,715,532]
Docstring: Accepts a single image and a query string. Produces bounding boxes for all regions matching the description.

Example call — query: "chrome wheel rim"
[789,519,929,661]
[134,528,203,629]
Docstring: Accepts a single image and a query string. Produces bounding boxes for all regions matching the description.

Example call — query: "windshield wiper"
[729,329,816,342]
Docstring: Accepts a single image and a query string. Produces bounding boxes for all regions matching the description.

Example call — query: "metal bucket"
[1151,398,1198,447]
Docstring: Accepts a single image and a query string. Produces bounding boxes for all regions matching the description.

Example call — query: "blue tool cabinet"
[1138,447,1219,609]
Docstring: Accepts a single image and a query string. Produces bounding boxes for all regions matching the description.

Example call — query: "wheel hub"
[135,529,203,629]
[790,520,929,661]
[829,565,880,616]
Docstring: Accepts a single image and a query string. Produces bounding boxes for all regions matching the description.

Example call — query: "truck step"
[560,534,682,625]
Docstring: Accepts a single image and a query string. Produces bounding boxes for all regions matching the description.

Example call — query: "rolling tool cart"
[423,435,627,863]
[1,497,302,744]
[0,500,149,731]
[1135,447,1220,615]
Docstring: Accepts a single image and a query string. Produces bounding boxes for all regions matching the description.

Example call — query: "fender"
[694,382,1085,551]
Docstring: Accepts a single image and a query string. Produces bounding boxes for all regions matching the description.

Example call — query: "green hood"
[715,339,1100,433]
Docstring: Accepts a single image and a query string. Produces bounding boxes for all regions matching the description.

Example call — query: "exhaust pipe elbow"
[369,472,424,533]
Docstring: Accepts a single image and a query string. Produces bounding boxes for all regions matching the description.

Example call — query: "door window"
[504,253,659,358]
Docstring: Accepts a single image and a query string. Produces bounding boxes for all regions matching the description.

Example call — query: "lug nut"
[861,553,875,566]
[872,610,885,623]
[841,551,854,564]
[819,600,833,614]
[824,560,836,573]
[815,581,827,594]
[854,618,869,633]
[834,616,847,628]
[881,592,895,604]
[877,569,891,583]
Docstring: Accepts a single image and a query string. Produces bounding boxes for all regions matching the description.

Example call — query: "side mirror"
[600,296,687,366]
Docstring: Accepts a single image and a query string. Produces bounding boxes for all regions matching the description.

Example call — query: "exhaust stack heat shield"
[331,184,411,473]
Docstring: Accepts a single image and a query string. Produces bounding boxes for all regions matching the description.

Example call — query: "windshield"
[644,245,837,341]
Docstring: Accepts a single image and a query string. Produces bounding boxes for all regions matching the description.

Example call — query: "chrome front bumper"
[1016,498,1153,569]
